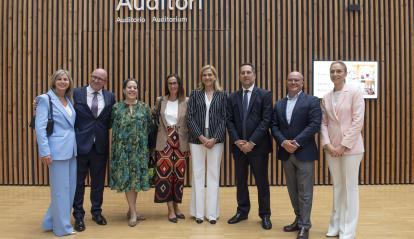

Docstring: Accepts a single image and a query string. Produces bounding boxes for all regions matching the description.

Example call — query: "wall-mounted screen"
[313,61,378,99]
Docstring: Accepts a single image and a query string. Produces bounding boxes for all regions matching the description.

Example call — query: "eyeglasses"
[287,79,302,83]
[92,75,106,82]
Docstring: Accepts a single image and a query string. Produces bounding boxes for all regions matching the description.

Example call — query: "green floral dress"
[110,101,151,192]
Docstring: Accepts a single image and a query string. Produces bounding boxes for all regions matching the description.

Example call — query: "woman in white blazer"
[35,69,77,237]
[320,61,365,239]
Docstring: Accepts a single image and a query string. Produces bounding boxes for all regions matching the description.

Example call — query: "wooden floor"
[0,185,413,238]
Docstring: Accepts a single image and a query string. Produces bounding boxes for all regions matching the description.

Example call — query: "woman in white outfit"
[321,61,365,239]
[187,65,227,224]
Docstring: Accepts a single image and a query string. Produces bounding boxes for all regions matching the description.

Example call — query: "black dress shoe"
[283,218,300,232]
[208,219,217,225]
[227,212,248,224]
[297,227,309,239]
[261,216,272,230]
[92,214,107,225]
[74,219,85,232]
[195,218,203,224]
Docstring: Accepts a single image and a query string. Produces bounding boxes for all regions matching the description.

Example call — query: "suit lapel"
[246,87,258,116]
[97,90,110,119]
[67,100,76,126]
[160,96,168,128]
[80,86,88,105]
[281,97,288,125]
[289,92,304,124]
[80,86,95,117]
[48,90,74,126]
[327,91,339,122]
[237,90,243,120]
[334,85,349,116]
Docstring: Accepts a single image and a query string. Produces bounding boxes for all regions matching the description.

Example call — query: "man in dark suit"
[271,71,321,239]
[72,68,116,232]
[226,63,273,230]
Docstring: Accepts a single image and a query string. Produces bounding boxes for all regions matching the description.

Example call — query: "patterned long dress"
[110,101,151,192]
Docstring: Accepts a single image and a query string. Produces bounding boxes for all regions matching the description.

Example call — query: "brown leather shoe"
[283,218,299,232]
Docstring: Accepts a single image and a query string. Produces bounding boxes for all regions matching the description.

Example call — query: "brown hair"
[165,73,186,100]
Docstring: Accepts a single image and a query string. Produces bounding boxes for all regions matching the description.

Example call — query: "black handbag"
[29,94,54,136]
[148,97,162,149]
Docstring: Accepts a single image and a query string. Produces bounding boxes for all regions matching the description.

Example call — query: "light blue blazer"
[35,90,77,160]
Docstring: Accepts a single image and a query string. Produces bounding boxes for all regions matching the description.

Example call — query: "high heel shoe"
[128,216,138,227]
[175,213,185,219]
[127,211,146,221]
[168,216,178,223]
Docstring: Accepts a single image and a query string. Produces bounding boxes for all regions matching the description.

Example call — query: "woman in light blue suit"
[35,69,77,236]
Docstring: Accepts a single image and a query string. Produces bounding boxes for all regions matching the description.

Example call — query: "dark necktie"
[91,92,99,118]
[242,90,249,119]
[242,90,249,139]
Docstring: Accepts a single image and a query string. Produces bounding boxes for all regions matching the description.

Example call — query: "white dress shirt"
[86,86,105,117]
[286,91,302,124]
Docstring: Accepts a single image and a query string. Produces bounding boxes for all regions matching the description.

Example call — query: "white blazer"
[320,84,365,155]
[35,90,77,160]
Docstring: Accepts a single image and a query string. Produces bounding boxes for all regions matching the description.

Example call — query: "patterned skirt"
[154,126,188,203]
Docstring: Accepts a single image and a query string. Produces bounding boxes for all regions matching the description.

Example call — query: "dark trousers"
[72,145,108,219]
[234,153,271,218]
[282,154,314,229]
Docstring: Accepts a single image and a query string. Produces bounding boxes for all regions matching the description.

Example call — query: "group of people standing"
[34,61,364,239]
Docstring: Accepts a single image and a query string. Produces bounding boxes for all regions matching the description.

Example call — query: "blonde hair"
[49,69,74,100]
[198,65,223,91]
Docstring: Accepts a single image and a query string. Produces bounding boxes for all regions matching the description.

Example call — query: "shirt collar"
[87,85,103,95]
[287,90,302,100]
[242,84,255,93]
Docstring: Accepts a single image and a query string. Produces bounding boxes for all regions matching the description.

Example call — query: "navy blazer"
[73,86,116,155]
[227,87,273,157]
[271,92,322,161]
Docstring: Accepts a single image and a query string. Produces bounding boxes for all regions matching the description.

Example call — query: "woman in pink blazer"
[320,61,365,239]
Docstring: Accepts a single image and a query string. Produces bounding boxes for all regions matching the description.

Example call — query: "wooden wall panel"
[0,0,413,186]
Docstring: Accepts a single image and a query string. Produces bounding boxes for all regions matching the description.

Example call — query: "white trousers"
[189,143,223,220]
[326,153,363,239]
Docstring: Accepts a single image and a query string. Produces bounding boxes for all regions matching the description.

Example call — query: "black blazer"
[226,87,273,157]
[187,89,227,144]
[271,92,322,161]
[73,86,116,155]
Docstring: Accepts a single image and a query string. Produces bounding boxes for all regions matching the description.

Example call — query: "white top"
[165,100,178,126]
[87,86,105,116]
[204,92,212,128]
[64,104,73,117]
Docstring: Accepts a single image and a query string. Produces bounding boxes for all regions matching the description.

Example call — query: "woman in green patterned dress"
[110,79,151,227]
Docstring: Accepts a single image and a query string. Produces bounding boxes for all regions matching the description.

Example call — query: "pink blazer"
[320,84,365,155]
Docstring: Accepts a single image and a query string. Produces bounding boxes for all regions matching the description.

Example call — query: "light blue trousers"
[42,156,77,237]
